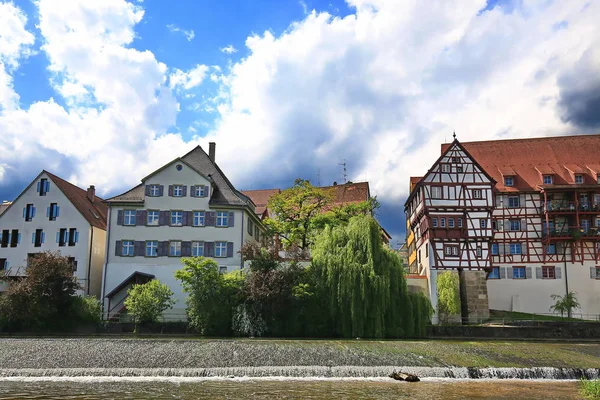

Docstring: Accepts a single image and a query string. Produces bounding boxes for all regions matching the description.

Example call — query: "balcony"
[542,226,600,240]
[541,201,600,213]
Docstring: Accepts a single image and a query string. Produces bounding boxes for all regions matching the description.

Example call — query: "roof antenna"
[317,168,321,187]
[338,159,347,184]
[453,131,457,140]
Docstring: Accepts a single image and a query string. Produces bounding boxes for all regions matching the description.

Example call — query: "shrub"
[437,271,461,325]
[124,280,176,324]
[580,379,600,399]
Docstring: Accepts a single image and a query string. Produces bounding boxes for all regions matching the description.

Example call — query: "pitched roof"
[0,202,11,216]
[441,134,600,191]
[45,171,108,230]
[241,189,281,215]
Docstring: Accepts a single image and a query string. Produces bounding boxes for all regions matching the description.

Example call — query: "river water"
[0,379,580,399]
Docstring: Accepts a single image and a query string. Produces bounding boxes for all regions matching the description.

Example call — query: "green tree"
[175,257,243,335]
[311,214,431,338]
[312,197,380,230]
[550,291,581,318]
[124,280,176,324]
[436,271,461,324]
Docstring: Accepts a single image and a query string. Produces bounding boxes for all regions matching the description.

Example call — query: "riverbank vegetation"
[580,379,600,399]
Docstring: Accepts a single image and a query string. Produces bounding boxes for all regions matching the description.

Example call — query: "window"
[582,219,591,233]
[542,266,555,279]
[173,185,184,197]
[543,175,553,185]
[193,211,205,227]
[194,185,206,197]
[255,226,260,241]
[597,174,600,184]
[122,240,134,256]
[58,228,67,247]
[473,189,482,199]
[451,157,460,163]
[171,211,183,226]
[68,257,77,272]
[546,243,556,255]
[489,267,500,279]
[594,267,600,279]
[508,196,520,208]
[68,228,78,246]
[504,176,514,186]
[10,229,19,248]
[146,241,158,257]
[432,218,438,228]
[149,185,161,196]
[1,230,9,248]
[458,218,463,228]
[509,243,522,255]
[39,178,49,196]
[124,210,136,226]
[448,218,455,228]
[596,217,600,228]
[0,258,7,271]
[476,246,482,258]
[509,219,521,231]
[33,229,44,247]
[456,166,463,173]
[192,241,204,257]
[444,245,459,256]
[215,241,228,257]
[491,243,499,255]
[575,174,584,184]
[48,203,59,221]
[440,218,446,228]
[441,164,451,173]
[248,219,254,235]
[431,186,442,199]
[216,211,229,227]
[24,204,35,221]
[219,266,228,274]
[169,241,182,257]
[512,266,526,279]
[480,219,487,228]
[147,210,159,226]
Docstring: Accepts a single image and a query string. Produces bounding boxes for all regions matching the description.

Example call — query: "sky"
[0,0,599,245]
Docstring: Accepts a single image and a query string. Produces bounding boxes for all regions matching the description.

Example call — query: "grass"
[488,310,586,322]
[580,379,600,399]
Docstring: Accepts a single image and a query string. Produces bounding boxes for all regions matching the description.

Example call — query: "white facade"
[0,172,106,297]
[102,146,263,319]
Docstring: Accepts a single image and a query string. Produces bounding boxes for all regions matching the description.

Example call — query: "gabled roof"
[241,189,281,215]
[442,134,600,191]
[0,202,11,216]
[0,171,108,230]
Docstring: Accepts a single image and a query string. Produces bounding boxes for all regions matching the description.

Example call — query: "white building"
[102,143,263,320]
[0,171,107,297]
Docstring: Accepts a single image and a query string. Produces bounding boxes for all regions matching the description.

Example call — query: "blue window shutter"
[32,233,35,243]
[23,207,26,218]
[42,232,45,244]
[64,230,69,243]
[75,231,79,243]
[5,261,9,269]
[46,207,50,217]
[37,182,40,193]
[56,206,60,217]
[56,231,60,243]
[32,207,36,218]
[17,233,21,244]
[7,232,11,243]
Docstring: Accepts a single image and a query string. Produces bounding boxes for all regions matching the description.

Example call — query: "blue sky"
[0,0,599,244]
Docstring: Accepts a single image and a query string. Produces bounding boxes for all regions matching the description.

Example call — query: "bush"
[124,280,176,324]
[580,379,600,399]
[71,296,102,324]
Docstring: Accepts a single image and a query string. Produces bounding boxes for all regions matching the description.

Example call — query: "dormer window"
[575,174,584,184]
[543,175,553,185]
[504,176,514,186]
[597,174,600,184]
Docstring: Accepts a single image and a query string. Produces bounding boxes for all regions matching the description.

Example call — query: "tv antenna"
[317,168,321,187]
[339,159,347,183]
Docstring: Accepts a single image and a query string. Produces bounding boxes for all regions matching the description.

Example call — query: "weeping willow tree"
[311,215,432,338]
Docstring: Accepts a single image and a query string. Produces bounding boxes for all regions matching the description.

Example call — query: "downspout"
[563,239,570,318]
[240,209,245,269]
[100,207,112,315]
[86,226,94,295]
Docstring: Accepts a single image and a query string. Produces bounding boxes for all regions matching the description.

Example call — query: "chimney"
[209,142,216,162]
[87,185,95,203]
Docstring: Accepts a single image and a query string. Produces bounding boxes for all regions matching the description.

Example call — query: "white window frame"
[431,186,442,199]
[194,185,205,197]
[215,241,227,257]
[441,164,451,173]
[473,189,482,199]
[192,241,204,257]
[458,218,463,228]
[147,210,159,226]
[512,266,526,279]
[193,211,205,227]
[173,185,184,197]
[440,218,446,228]
[169,241,182,257]
[216,211,229,227]
[543,175,553,185]
[146,241,158,257]
[448,218,455,228]
[575,174,584,184]
[476,246,482,258]
[542,266,555,279]
[219,266,228,274]
[510,243,522,255]
[508,196,520,208]
[504,176,514,186]
[432,218,438,228]
[509,219,521,231]
[480,219,487,228]
[171,211,183,226]
[122,240,134,256]
[124,210,136,226]
[149,185,160,196]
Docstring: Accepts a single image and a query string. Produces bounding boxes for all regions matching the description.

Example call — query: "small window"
[510,243,522,255]
[575,174,584,184]
[480,219,487,228]
[441,164,451,173]
[597,174,600,184]
[215,241,228,257]
[147,210,159,226]
[448,218,455,228]
[10,229,19,248]
[491,243,499,255]
[440,218,446,228]
[193,211,205,227]
[58,228,67,247]
[457,218,463,228]
[122,240,134,257]
[194,185,206,197]
[68,257,77,272]
[33,229,43,247]
[431,186,442,199]
[504,176,514,186]
[149,185,161,197]
[49,203,59,221]
[124,210,136,226]
[255,226,260,241]
[595,267,600,279]
[444,245,459,256]
[432,218,438,228]
[476,246,482,258]
[546,243,556,255]
[508,196,520,208]
[171,211,183,226]
[473,189,482,199]
[542,266,555,279]
[24,204,35,221]
[39,178,49,196]
[169,241,182,257]
[68,228,77,246]
[543,175,553,185]
[219,266,228,274]
[192,241,204,257]
[451,157,460,163]
[489,267,500,279]
[248,219,254,235]
[173,185,184,197]
[0,229,9,248]
[176,164,183,171]
[0,258,8,271]
[146,241,158,257]
[456,166,463,173]
[509,219,521,231]
[216,211,229,227]
[512,266,526,279]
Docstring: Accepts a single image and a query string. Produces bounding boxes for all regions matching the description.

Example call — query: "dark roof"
[105,184,145,204]
[105,271,155,298]
[441,134,600,192]
[45,172,109,230]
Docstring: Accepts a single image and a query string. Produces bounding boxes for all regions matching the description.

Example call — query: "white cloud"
[167,24,195,41]
[169,64,209,90]
[220,45,238,54]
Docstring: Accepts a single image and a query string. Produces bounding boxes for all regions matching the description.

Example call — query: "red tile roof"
[409,177,422,192]
[241,189,281,215]
[46,171,108,230]
[441,134,600,191]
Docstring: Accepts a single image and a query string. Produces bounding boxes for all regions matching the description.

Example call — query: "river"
[0,379,580,399]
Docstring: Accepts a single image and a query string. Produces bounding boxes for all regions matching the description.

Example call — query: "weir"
[0,366,598,380]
